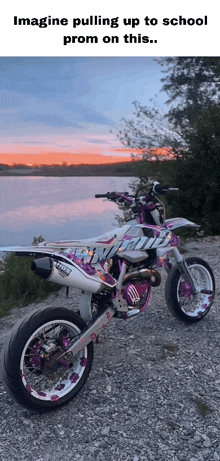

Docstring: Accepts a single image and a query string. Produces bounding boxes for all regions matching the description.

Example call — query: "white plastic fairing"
[156,248,171,258]
[38,224,131,249]
[164,218,200,230]
[118,250,148,263]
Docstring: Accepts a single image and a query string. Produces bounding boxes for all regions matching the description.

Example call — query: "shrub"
[0,254,61,317]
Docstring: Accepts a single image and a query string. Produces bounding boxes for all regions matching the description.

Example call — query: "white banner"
[0,0,218,56]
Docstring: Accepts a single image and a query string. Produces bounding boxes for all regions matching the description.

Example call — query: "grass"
[162,343,178,357]
[197,400,212,416]
[190,393,212,416]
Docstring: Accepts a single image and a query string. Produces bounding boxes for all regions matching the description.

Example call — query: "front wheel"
[165,257,215,323]
[1,307,93,411]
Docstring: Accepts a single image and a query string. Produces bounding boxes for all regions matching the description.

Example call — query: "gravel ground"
[1,238,220,461]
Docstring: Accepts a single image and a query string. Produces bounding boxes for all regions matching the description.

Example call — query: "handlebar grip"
[95,194,108,198]
[95,191,130,201]
[154,184,169,195]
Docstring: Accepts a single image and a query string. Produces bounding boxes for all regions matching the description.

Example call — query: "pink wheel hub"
[179,281,194,298]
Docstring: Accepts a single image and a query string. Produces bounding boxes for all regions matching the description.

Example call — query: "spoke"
[21,319,87,399]
[25,348,38,354]
[24,367,40,378]
[178,265,213,315]
[31,335,44,343]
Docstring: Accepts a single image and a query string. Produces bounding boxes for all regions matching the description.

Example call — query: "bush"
[0,254,62,317]
[166,105,220,236]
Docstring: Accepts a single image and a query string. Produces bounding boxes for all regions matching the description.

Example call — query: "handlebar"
[95,183,179,201]
[95,191,131,201]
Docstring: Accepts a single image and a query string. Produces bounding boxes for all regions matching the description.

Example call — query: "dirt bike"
[0,182,215,411]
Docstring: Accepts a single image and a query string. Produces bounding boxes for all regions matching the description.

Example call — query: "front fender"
[164,218,200,231]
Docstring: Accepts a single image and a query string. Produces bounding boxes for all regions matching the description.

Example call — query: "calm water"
[0,176,134,247]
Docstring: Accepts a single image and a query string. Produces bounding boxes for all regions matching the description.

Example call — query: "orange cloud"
[0,132,139,165]
[0,151,133,166]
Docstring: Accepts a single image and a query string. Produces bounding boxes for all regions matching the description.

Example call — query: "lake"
[0,176,135,247]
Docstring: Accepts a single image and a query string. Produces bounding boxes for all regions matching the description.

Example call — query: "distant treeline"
[0,161,139,176]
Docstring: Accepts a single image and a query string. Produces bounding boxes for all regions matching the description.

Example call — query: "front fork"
[171,247,198,295]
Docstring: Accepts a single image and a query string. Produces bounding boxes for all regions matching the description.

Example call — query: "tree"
[117,100,184,160]
[158,58,220,234]
[117,57,220,234]
[167,103,220,234]
[32,234,45,245]
[158,57,220,128]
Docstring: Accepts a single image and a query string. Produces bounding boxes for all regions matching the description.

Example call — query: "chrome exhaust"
[123,268,161,287]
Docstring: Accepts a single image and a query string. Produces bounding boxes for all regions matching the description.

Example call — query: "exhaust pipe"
[123,268,161,287]
[31,257,108,293]
[31,257,53,280]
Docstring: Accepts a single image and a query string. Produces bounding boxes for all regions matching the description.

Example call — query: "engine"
[123,280,149,308]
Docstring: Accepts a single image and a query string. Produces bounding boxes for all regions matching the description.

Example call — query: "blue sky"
[0,57,168,160]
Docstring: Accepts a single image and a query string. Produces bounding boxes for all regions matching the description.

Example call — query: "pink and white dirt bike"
[0,182,215,410]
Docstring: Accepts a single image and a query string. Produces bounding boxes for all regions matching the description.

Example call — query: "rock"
[133,456,139,461]
[101,426,111,436]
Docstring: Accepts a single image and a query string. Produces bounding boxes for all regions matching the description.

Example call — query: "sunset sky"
[0,57,167,165]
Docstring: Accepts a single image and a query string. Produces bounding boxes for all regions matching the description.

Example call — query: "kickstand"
[66,287,69,298]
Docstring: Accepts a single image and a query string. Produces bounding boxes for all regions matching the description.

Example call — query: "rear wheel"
[165,257,215,322]
[1,307,93,410]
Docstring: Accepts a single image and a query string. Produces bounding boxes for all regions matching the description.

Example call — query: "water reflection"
[0,198,118,228]
[0,176,134,245]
